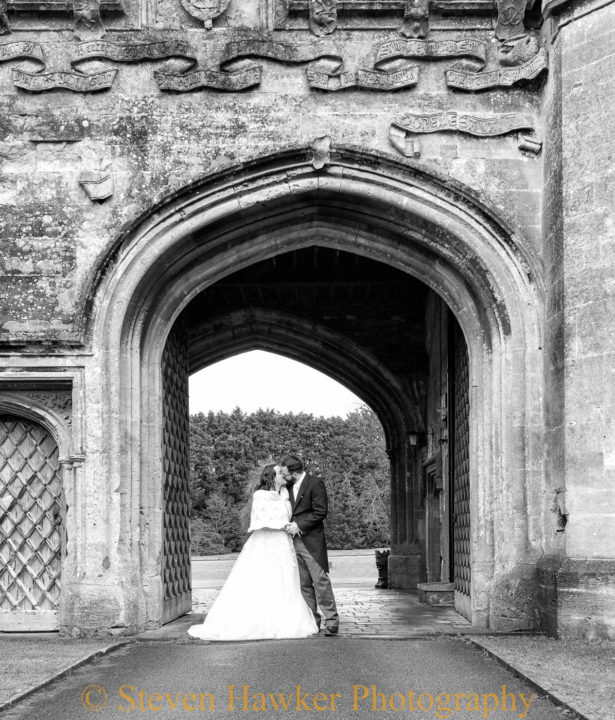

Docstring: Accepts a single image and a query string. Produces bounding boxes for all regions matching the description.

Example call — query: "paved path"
[0,639,569,720]
[192,550,380,590]
[181,588,470,639]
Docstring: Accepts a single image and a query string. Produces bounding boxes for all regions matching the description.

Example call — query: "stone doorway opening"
[84,149,543,635]
[160,247,472,625]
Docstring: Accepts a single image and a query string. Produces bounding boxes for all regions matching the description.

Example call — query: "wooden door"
[0,416,63,630]
[161,326,192,624]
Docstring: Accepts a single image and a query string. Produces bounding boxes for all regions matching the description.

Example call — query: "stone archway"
[75,147,544,634]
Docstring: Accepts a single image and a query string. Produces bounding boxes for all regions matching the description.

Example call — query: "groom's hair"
[281,455,304,473]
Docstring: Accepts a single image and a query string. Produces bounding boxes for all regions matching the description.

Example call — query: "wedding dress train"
[187,489,318,641]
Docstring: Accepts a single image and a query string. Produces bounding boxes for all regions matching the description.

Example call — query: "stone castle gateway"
[0,0,613,639]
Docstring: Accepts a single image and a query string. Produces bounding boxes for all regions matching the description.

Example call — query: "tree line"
[189,406,391,554]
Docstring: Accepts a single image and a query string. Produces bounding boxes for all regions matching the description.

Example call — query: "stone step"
[417,582,455,606]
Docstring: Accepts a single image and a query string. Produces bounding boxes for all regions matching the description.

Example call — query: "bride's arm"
[248,491,289,532]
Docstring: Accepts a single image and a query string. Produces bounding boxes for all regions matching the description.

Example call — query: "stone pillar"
[540,0,615,640]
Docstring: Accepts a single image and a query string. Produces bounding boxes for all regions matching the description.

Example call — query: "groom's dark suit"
[289,471,338,631]
[290,472,329,572]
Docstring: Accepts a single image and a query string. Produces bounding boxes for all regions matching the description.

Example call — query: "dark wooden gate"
[161,325,192,624]
[450,318,471,620]
[0,416,63,630]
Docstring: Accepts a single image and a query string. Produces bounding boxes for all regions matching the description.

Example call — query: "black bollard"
[375,548,390,588]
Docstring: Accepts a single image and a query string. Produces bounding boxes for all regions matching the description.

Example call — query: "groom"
[280,454,339,636]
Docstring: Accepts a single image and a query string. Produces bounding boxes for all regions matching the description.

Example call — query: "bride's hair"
[239,463,278,533]
[257,464,277,492]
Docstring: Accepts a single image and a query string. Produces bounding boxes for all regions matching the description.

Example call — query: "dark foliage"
[189,406,390,553]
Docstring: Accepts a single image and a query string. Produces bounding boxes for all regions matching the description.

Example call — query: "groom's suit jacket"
[290,472,330,573]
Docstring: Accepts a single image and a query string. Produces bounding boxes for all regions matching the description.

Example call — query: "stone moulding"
[276,0,497,32]
[6,0,122,14]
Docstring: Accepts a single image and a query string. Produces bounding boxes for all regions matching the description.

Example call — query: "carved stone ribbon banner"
[220,37,353,92]
[75,39,197,67]
[389,110,538,157]
[155,38,339,92]
[220,37,417,92]
[0,41,45,65]
[446,46,547,90]
[350,38,487,93]
[393,110,534,136]
[12,39,193,93]
[12,67,117,92]
[374,38,487,64]
[155,65,262,91]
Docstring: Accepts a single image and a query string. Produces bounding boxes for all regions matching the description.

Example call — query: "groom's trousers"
[293,537,339,628]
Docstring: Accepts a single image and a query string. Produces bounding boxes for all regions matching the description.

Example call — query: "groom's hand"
[286,522,301,537]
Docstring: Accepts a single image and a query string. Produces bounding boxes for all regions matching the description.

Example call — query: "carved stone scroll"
[355,65,419,91]
[0,0,10,35]
[220,37,350,91]
[12,67,117,92]
[446,46,547,90]
[392,110,534,137]
[362,38,487,93]
[217,37,418,92]
[180,0,230,29]
[75,40,196,68]
[309,0,337,37]
[496,0,528,40]
[401,0,430,39]
[390,110,541,157]
[374,38,487,64]
[155,65,262,92]
[0,41,45,65]
[220,37,340,65]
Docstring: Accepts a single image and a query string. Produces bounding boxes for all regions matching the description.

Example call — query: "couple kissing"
[188,455,339,641]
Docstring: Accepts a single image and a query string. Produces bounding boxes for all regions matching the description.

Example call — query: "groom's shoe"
[324,623,339,636]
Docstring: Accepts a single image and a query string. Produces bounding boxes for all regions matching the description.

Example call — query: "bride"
[187,464,319,641]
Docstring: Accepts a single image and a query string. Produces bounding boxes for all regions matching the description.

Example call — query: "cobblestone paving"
[188,588,470,638]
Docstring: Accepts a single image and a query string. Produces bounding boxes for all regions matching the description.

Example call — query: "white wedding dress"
[187,488,319,641]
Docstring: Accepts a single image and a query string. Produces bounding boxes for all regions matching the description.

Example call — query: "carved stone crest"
[309,0,337,37]
[499,33,539,66]
[401,0,430,39]
[495,0,528,41]
[180,0,230,29]
[74,0,104,38]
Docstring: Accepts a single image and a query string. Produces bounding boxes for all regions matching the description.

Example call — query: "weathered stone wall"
[539,0,615,640]
[0,2,546,345]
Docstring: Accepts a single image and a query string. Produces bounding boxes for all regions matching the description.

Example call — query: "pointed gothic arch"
[71,147,545,633]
